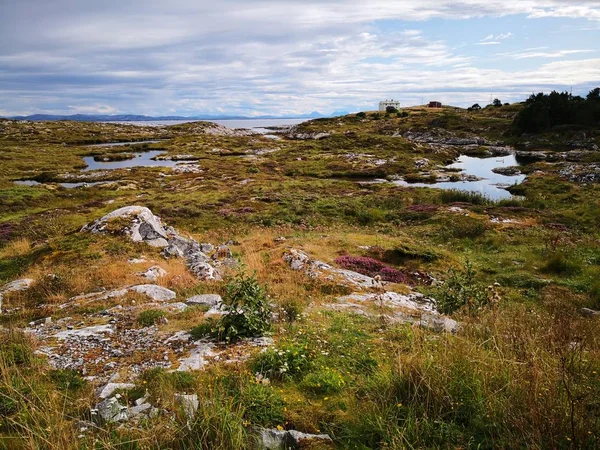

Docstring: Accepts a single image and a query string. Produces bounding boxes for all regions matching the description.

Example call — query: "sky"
[1,0,599,117]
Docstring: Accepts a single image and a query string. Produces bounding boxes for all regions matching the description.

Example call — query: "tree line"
[511,88,600,134]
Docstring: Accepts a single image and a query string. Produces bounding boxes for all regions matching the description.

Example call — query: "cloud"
[0,1,599,115]
[478,32,513,45]
[496,49,596,59]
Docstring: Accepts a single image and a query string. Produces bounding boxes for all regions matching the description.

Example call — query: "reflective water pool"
[394,155,526,201]
[81,150,180,171]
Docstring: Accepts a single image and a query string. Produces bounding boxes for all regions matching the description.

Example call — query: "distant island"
[4,111,351,122]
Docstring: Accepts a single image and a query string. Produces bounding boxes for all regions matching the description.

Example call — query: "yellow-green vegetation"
[0,107,599,449]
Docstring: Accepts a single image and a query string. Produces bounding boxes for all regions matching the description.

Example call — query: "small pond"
[81,150,180,171]
[15,149,187,188]
[394,154,526,201]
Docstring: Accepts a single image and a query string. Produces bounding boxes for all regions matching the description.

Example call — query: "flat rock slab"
[54,324,114,340]
[186,294,222,307]
[339,292,436,313]
[129,284,176,302]
[177,341,216,371]
[258,427,333,449]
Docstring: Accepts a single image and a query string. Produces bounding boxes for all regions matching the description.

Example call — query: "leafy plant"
[240,383,285,426]
[200,269,272,342]
[435,261,489,315]
[137,309,166,327]
[301,368,345,395]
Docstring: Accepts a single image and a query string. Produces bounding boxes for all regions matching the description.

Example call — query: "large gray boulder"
[81,206,169,247]
[0,278,33,313]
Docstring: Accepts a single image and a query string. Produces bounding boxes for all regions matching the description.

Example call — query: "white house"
[379,99,401,111]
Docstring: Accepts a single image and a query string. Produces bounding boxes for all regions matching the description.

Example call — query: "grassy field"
[0,107,599,449]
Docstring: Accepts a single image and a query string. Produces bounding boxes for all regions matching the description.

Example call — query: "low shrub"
[194,269,272,343]
[590,281,600,309]
[301,368,346,395]
[137,309,166,327]
[438,189,491,205]
[435,261,490,315]
[440,215,488,239]
[240,383,285,427]
[1,343,33,366]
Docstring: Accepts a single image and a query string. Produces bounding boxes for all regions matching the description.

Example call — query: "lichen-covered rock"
[81,206,169,247]
[185,294,222,307]
[129,285,176,302]
[93,397,129,423]
[138,266,167,282]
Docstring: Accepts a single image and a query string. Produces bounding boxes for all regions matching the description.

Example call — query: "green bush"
[240,383,285,427]
[301,368,346,395]
[436,261,489,315]
[165,371,196,391]
[213,269,272,342]
[137,309,166,327]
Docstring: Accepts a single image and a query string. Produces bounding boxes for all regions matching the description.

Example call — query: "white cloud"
[496,49,595,59]
[0,0,599,115]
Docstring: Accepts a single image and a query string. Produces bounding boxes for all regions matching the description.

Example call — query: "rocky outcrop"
[258,428,333,449]
[0,278,33,313]
[82,206,170,247]
[82,206,225,280]
[174,394,199,419]
[203,123,255,137]
[559,163,600,184]
[284,249,457,332]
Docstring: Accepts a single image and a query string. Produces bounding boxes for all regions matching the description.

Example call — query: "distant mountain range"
[5,110,351,122]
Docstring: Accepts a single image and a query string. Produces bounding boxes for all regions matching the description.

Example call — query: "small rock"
[258,428,333,449]
[200,243,214,253]
[138,266,167,282]
[129,285,176,302]
[581,308,600,317]
[98,383,136,399]
[94,397,129,423]
[174,394,199,419]
[185,294,222,307]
